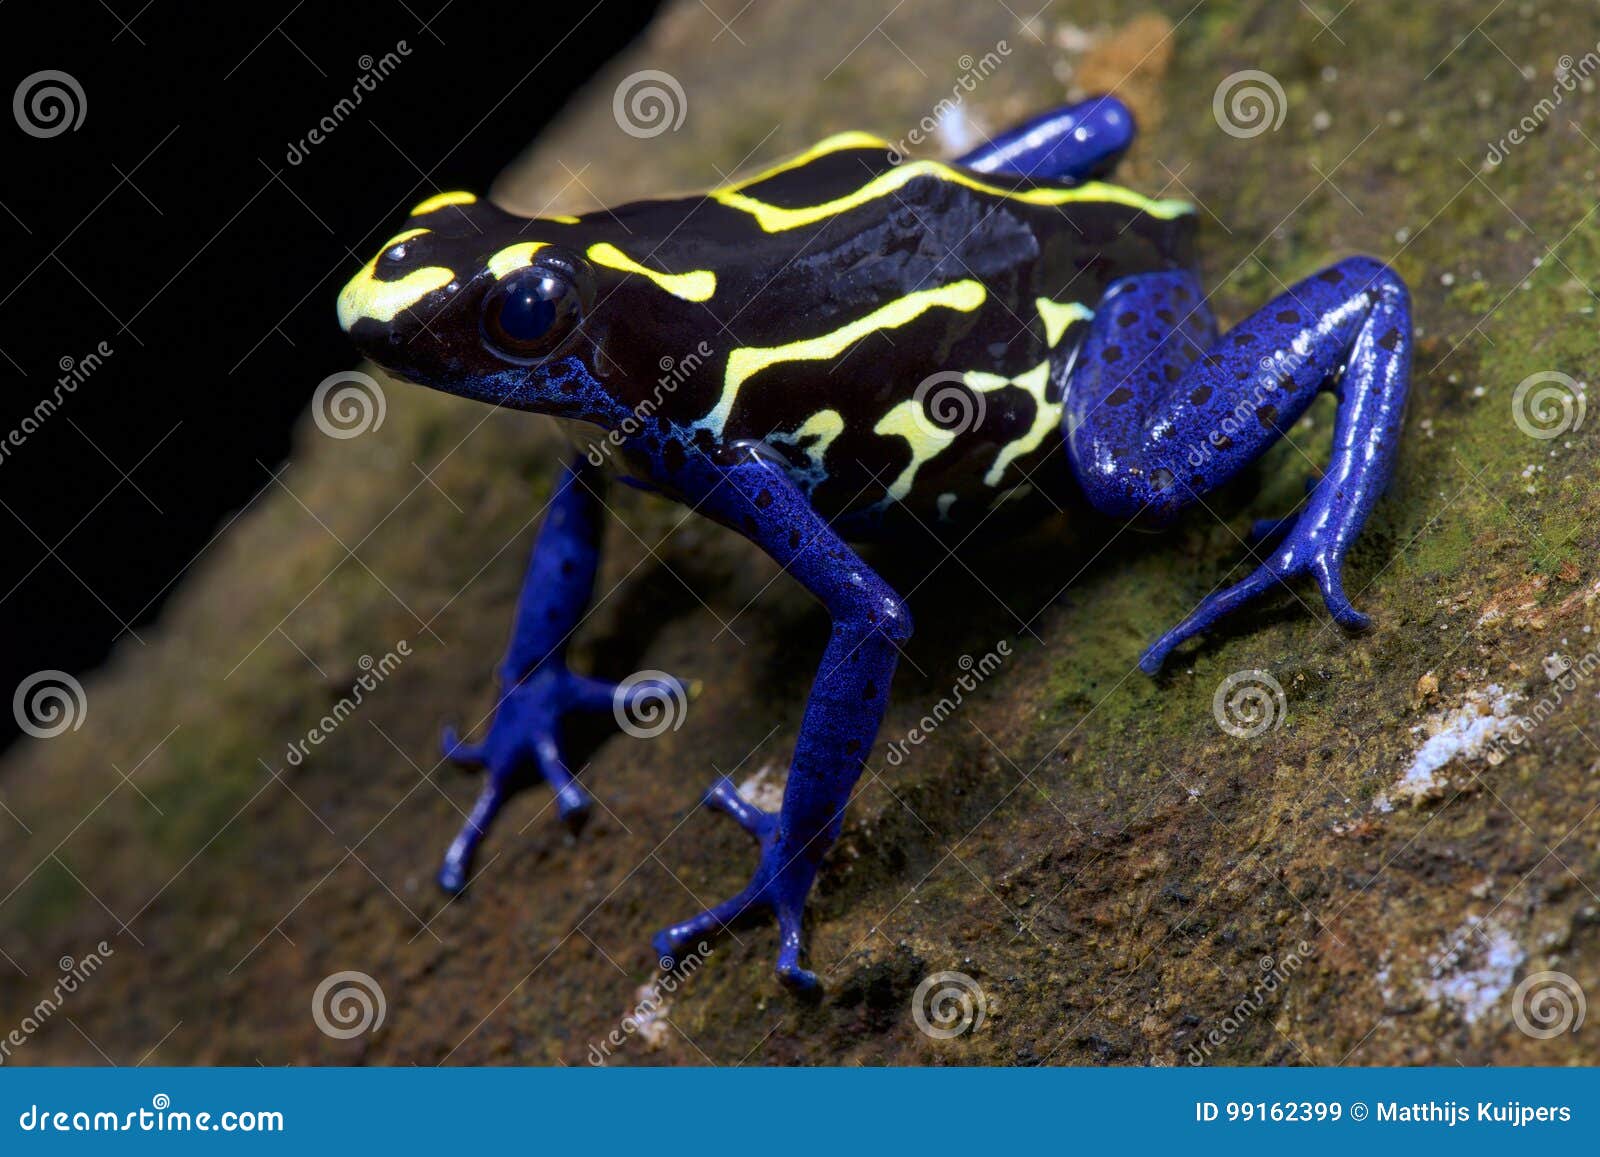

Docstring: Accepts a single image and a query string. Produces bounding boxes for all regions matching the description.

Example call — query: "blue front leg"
[1063,257,1412,671]
[652,449,911,990]
[437,455,684,891]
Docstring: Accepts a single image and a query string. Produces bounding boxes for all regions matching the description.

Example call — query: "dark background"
[0,1,662,751]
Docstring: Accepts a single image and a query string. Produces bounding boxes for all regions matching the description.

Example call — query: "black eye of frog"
[482,267,584,360]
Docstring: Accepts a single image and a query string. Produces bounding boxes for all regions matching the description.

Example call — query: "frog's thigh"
[1061,258,1413,671]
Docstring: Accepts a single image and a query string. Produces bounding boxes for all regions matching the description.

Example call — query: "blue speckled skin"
[339,97,1411,990]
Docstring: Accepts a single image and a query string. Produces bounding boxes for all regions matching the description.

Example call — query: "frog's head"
[337,192,611,414]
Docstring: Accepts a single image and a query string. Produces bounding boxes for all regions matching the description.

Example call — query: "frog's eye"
[482,267,584,360]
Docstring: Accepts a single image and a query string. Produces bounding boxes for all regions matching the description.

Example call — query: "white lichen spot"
[629,983,672,1049]
[739,762,788,814]
[1420,919,1525,1024]
[1392,684,1524,803]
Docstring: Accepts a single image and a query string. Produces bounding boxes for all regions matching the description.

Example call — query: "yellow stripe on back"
[701,280,988,434]
[587,242,716,302]
[714,132,891,194]
[713,157,1193,232]
[409,190,477,216]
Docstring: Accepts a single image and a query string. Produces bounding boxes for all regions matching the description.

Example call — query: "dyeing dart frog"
[337,96,1411,990]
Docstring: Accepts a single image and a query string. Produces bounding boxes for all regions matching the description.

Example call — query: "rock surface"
[2,0,1599,1066]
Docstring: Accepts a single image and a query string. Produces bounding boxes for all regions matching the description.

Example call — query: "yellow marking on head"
[486,241,551,280]
[1036,298,1094,347]
[875,400,960,502]
[965,361,1057,487]
[410,190,477,216]
[549,214,581,224]
[714,158,1193,232]
[714,132,891,194]
[703,280,987,434]
[337,228,454,331]
[587,242,716,302]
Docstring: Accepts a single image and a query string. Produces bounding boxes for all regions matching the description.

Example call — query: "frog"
[337,95,1411,990]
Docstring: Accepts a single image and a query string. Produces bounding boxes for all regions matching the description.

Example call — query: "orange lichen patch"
[1074,14,1175,138]
[1475,574,1548,630]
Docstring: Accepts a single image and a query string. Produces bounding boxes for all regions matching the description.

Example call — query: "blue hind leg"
[956,95,1136,180]
[1062,258,1412,672]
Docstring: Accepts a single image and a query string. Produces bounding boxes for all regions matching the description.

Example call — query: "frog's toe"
[1140,540,1373,673]
[703,775,777,841]
[652,884,760,966]
[1311,555,1371,630]
[773,901,818,992]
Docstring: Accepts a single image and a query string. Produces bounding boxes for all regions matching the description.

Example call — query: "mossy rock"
[2,0,1598,1065]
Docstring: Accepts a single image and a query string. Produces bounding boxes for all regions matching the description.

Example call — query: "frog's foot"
[652,777,819,991]
[436,666,690,892]
[1137,535,1370,674]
